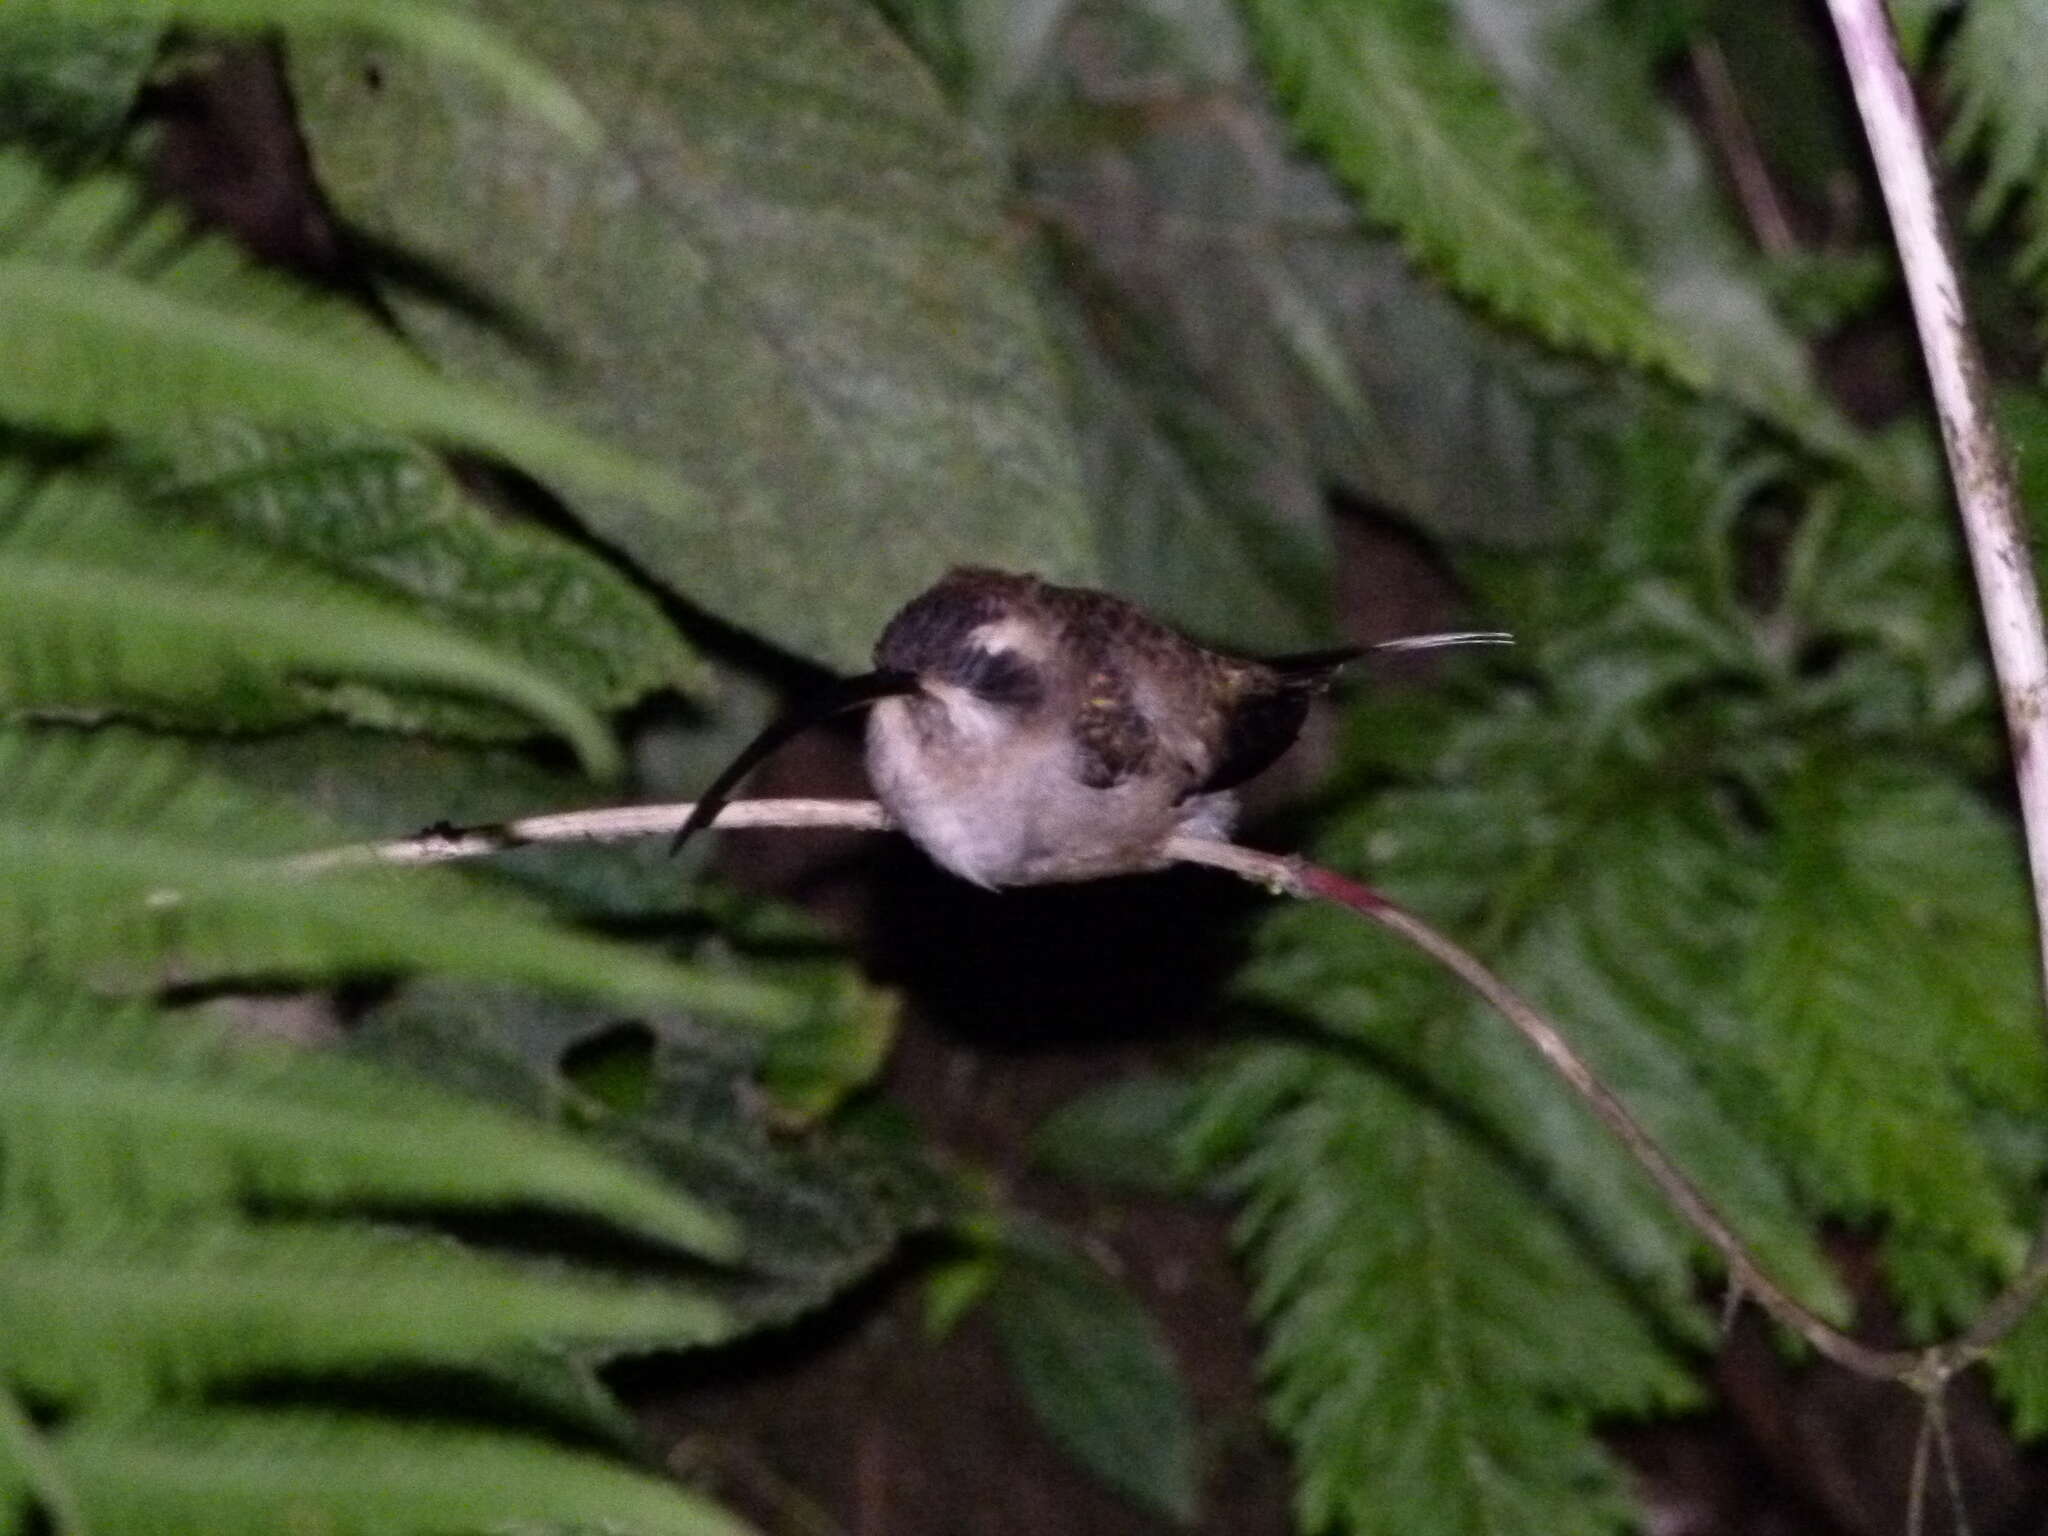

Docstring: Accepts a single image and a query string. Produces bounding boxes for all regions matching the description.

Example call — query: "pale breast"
[866,694,1233,887]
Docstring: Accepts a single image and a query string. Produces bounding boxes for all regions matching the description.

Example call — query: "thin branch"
[1688,36,1798,257]
[1165,839,1925,1382]
[288,798,891,873]
[297,798,1942,1382]
[1823,0,2048,1365]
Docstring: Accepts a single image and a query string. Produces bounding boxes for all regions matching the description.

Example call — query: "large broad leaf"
[291,0,1101,671]
[354,980,949,1329]
[1239,0,1696,387]
[0,1220,736,1409]
[0,725,805,1024]
[41,1409,754,1536]
[1044,268,1334,652]
[0,984,738,1259]
[0,152,688,520]
[0,470,623,774]
[987,1228,1200,1525]
[144,420,708,729]
[1014,3,1642,561]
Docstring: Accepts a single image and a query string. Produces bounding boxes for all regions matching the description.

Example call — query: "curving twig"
[296,797,1934,1382]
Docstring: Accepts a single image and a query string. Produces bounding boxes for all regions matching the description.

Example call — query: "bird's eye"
[955,646,1044,706]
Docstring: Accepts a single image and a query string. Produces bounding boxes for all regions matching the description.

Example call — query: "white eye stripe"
[967,617,1039,657]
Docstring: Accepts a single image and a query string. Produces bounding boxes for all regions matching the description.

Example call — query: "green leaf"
[0,470,621,775]
[1031,1072,1204,1194]
[0,0,598,144]
[1447,0,1849,450]
[0,983,738,1260]
[1992,1286,2048,1438]
[0,16,159,152]
[1194,1045,1694,1536]
[1044,267,1336,653]
[1947,0,2048,247]
[0,725,805,1024]
[1012,1,1632,556]
[289,0,1102,671]
[0,151,689,520]
[1240,0,1695,385]
[144,419,708,725]
[0,1220,736,1410]
[1746,763,2042,1281]
[353,981,953,1328]
[47,1409,755,1536]
[989,1230,1200,1525]
[1241,724,1842,1323]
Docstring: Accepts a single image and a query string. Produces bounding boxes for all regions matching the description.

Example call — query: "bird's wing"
[1189,650,1360,797]
[1069,662,1159,789]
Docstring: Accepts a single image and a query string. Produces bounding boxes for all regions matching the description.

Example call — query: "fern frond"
[1240,0,1694,383]
[0,984,738,1259]
[1194,1044,1693,1536]
[1947,0,2048,242]
[148,420,709,719]
[40,1409,752,1536]
[0,470,621,775]
[1239,749,1842,1322]
[1746,764,2040,1276]
[0,151,688,519]
[0,727,805,1024]
[0,1220,735,1409]
[0,0,598,145]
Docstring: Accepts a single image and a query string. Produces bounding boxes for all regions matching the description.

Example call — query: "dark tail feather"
[669,669,919,856]
[1261,631,1513,686]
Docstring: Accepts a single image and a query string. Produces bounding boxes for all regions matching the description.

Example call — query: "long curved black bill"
[669,668,920,856]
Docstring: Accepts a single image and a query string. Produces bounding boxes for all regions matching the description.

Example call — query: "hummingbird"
[671,567,1508,888]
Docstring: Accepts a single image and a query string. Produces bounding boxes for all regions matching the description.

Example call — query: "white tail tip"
[1369,630,1514,653]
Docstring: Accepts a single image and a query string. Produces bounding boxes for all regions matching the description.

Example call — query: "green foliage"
[351,980,950,1328]
[1748,766,2040,1280]
[0,725,804,1020]
[986,1225,1201,1525]
[145,420,709,737]
[1947,0,2048,257]
[1241,0,1694,385]
[0,469,622,772]
[288,0,1103,671]
[1444,0,1847,449]
[0,16,156,152]
[0,984,737,1256]
[1143,407,2048,1526]
[1193,1047,1696,1535]
[50,1410,753,1536]
[0,0,599,144]
[0,1220,735,1408]
[0,149,688,518]
[16,2,2048,1532]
